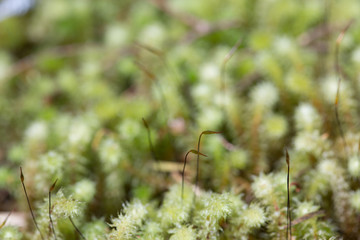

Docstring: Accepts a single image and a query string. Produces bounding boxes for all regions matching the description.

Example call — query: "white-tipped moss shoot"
[294,103,322,132]
[104,23,129,48]
[350,190,360,212]
[108,199,148,240]
[294,201,319,219]
[240,204,266,229]
[193,192,232,239]
[251,173,274,203]
[169,226,196,240]
[317,158,356,236]
[82,219,108,240]
[67,117,95,152]
[99,137,123,171]
[0,226,23,240]
[321,76,354,109]
[229,149,248,170]
[263,114,288,139]
[250,82,279,112]
[52,190,82,219]
[158,184,193,229]
[138,23,166,48]
[348,155,360,178]
[285,70,313,97]
[118,119,142,141]
[293,131,329,157]
[200,62,220,84]
[141,221,163,239]
[192,83,213,105]
[39,151,65,178]
[196,107,223,130]
[24,121,48,146]
[71,179,96,203]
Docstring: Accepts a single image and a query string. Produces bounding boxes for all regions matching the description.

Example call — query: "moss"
[1,0,360,239]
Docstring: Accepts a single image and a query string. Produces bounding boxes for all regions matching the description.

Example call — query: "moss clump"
[1,0,360,239]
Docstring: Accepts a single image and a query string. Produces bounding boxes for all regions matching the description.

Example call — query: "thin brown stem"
[49,179,58,240]
[285,149,292,240]
[0,209,13,229]
[142,118,159,171]
[69,216,87,240]
[220,37,242,118]
[194,131,221,198]
[182,149,207,200]
[20,167,45,240]
[334,19,354,154]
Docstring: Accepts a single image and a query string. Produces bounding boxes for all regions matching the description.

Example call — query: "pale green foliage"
[141,233,163,240]
[0,167,13,188]
[104,23,129,48]
[117,119,142,141]
[39,151,65,177]
[293,131,329,157]
[197,106,223,130]
[285,71,314,97]
[158,184,193,229]
[65,114,99,152]
[82,219,108,240]
[99,137,123,170]
[251,172,292,238]
[228,149,248,170]
[250,82,279,112]
[108,199,148,240]
[0,226,23,240]
[350,190,360,212]
[193,192,232,239]
[24,121,48,146]
[317,157,356,236]
[141,222,163,239]
[109,215,138,240]
[227,192,245,214]
[294,201,319,218]
[294,103,322,132]
[303,169,330,202]
[263,114,288,139]
[71,179,96,203]
[321,76,355,109]
[53,189,82,219]
[138,23,166,48]
[251,173,275,203]
[293,200,336,240]
[169,226,196,240]
[348,155,360,178]
[240,204,266,229]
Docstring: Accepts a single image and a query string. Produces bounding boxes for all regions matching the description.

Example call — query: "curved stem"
[69,217,87,240]
[195,133,203,197]
[20,167,45,240]
[182,151,192,200]
[49,179,58,240]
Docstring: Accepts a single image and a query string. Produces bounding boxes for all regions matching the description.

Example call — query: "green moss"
[1,0,360,239]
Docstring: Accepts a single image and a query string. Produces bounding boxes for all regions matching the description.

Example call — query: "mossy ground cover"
[0,0,360,239]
